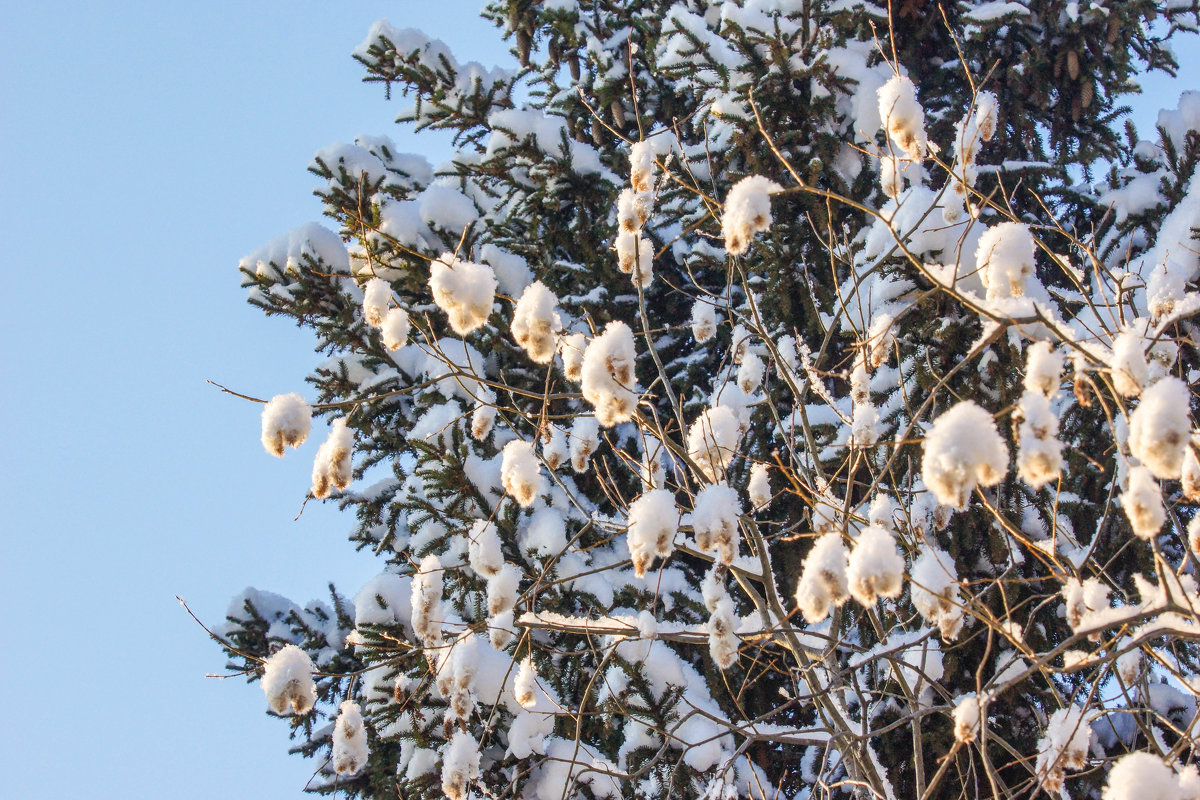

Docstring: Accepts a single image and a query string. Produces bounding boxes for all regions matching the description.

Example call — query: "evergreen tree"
[215,2,1200,798]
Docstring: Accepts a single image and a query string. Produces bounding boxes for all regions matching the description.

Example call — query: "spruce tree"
[215,2,1200,798]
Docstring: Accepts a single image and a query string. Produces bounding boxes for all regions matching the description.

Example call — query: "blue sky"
[1,2,1194,798]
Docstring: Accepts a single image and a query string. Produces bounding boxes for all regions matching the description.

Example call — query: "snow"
[846,524,904,607]
[511,281,562,364]
[239,221,349,281]
[626,488,679,577]
[311,417,353,499]
[332,701,368,775]
[260,644,316,716]
[707,596,740,669]
[580,321,639,427]
[795,533,849,624]
[690,299,718,343]
[467,519,503,578]
[362,276,391,326]
[976,222,1035,300]
[523,507,567,557]
[617,188,653,232]
[877,75,926,160]
[429,252,497,336]
[380,307,410,350]
[541,425,569,471]
[1034,706,1090,793]
[1127,376,1191,480]
[921,401,1009,509]
[692,482,742,565]
[441,730,480,800]
[910,546,964,640]
[487,562,520,617]
[501,439,545,507]
[1024,341,1063,397]
[722,175,784,256]
[1016,390,1063,489]
[1103,753,1186,800]
[353,572,412,629]
[570,415,600,473]
[260,393,312,458]
[687,405,742,481]
[480,244,533,298]
[748,463,771,510]
[1122,465,1165,540]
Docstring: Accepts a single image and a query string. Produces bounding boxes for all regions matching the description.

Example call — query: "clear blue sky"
[0,3,1194,798]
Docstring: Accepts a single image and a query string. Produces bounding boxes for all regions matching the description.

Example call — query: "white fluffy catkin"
[627,488,678,577]
[921,401,1009,509]
[511,281,562,364]
[580,321,639,427]
[261,644,317,715]
[501,439,545,507]
[332,701,369,775]
[261,393,312,457]
[721,175,783,256]
[429,252,497,335]
[311,417,354,499]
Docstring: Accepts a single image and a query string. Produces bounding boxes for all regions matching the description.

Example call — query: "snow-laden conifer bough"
[215,5,1200,799]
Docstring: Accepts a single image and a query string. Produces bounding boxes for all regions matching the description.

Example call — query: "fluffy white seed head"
[581,321,639,427]
[542,425,569,471]
[511,281,562,364]
[722,175,784,256]
[911,546,964,640]
[311,418,354,499]
[261,393,312,457]
[921,401,1009,509]
[411,554,444,646]
[953,693,983,744]
[441,731,481,800]
[738,352,764,394]
[707,597,740,670]
[501,439,545,507]
[560,332,587,381]
[1016,391,1063,489]
[1035,706,1091,793]
[468,519,503,578]
[1111,327,1149,398]
[487,562,521,617]
[429,252,497,336]
[261,644,317,716]
[515,656,538,709]
[471,402,496,441]
[617,188,653,232]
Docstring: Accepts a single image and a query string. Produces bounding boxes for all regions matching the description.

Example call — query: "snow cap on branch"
[846,524,905,606]
[429,252,497,335]
[441,730,481,800]
[381,307,411,350]
[332,701,368,775]
[721,175,783,256]
[692,483,742,565]
[1034,706,1091,793]
[362,277,391,327]
[976,222,1036,300]
[261,393,312,457]
[311,417,354,499]
[261,644,317,715]
[627,488,679,577]
[1127,376,1191,480]
[501,439,545,507]
[581,321,639,427]
[877,74,927,160]
[1024,341,1064,397]
[921,401,1009,509]
[511,281,562,364]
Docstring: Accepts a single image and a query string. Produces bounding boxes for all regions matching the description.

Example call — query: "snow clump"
[362,277,391,326]
[559,332,587,381]
[501,439,545,507]
[846,525,905,607]
[381,307,411,350]
[794,533,849,624]
[1033,706,1090,793]
[691,299,718,343]
[332,701,369,775]
[261,393,312,457]
[953,693,984,744]
[411,554,444,646]
[1016,391,1063,489]
[1127,376,1191,480]
[441,730,481,800]
[581,321,639,427]
[692,482,742,565]
[261,644,317,715]
[511,281,562,364]
[1122,465,1165,540]
[707,596,740,670]
[687,405,742,481]
[1110,326,1149,397]
[629,139,656,192]
[1103,752,1190,800]
[721,175,783,256]
[976,222,1035,299]
[311,417,354,499]
[1024,341,1064,397]
[921,401,1009,509]
[626,488,678,577]
[570,415,600,473]
[748,463,771,510]
[910,546,965,640]
[877,75,927,160]
[468,519,503,578]
[429,252,497,335]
